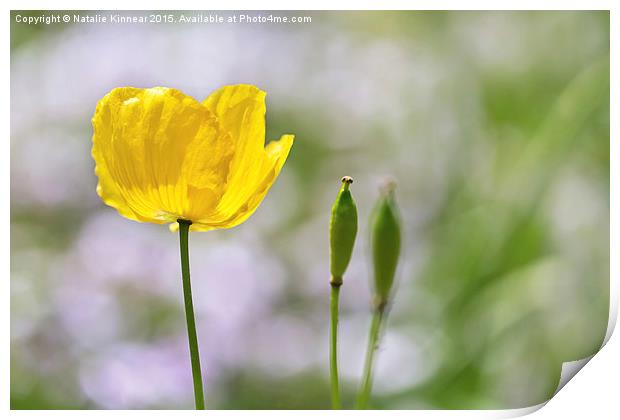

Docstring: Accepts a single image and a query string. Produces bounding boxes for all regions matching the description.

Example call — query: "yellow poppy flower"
[91,84,294,231]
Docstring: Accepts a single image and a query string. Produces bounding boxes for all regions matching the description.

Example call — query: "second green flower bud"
[370,182,402,308]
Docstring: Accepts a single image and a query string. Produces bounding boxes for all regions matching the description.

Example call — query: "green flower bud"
[370,181,401,306]
[329,176,358,285]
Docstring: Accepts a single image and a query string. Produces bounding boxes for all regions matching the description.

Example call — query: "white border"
[3,1,617,418]
[0,0,617,11]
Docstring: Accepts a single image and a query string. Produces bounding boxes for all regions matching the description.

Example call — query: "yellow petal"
[191,134,295,231]
[201,85,271,220]
[92,87,232,223]
[93,84,294,232]
[203,85,267,211]
[203,84,265,153]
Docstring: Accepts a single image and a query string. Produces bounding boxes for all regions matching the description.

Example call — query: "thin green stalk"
[329,281,342,409]
[356,306,385,409]
[178,220,206,410]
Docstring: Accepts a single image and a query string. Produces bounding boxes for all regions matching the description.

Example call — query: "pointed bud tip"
[380,177,397,196]
[341,176,353,191]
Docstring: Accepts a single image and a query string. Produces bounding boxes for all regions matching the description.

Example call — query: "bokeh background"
[10,10,610,409]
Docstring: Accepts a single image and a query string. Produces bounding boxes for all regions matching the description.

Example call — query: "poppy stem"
[178,220,206,410]
[356,304,385,409]
[329,279,342,409]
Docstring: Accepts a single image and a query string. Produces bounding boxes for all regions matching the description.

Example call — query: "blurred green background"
[10,10,609,409]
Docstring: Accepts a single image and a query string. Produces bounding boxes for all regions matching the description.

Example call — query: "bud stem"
[329,282,342,409]
[356,306,385,409]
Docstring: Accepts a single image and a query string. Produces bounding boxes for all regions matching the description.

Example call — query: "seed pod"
[370,182,401,306]
[329,176,358,285]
